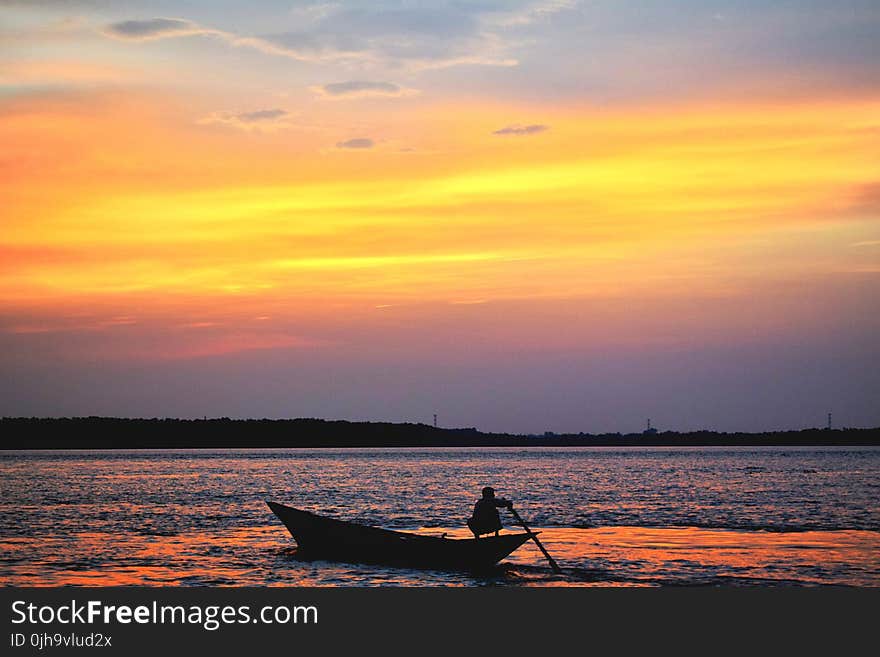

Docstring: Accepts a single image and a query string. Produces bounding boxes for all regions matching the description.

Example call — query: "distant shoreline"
[1,417,878,449]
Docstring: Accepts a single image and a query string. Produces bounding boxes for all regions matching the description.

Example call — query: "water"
[1,447,878,586]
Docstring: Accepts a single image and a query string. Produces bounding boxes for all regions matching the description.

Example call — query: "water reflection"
[1,447,877,586]
[1,524,877,587]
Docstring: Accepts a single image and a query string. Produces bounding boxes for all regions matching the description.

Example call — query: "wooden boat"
[267,500,534,571]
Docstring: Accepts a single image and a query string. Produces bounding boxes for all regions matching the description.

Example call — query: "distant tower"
[827,412,832,430]
[433,414,438,428]
[647,418,651,431]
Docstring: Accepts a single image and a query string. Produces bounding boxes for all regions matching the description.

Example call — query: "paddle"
[507,505,562,574]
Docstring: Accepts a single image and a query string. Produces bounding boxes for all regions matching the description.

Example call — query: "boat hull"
[267,501,533,571]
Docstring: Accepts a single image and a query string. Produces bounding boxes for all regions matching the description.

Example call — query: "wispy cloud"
[336,137,374,149]
[234,109,288,122]
[103,18,207,41]
[103,17,357,64]
[100,4,533,71]
[288,2,342,24]
[197,108,293,131]
[311,80,418,99]
[489,0,579,27]
[493,124,549,136]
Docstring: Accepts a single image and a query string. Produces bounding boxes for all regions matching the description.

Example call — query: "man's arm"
[494,498,513,508]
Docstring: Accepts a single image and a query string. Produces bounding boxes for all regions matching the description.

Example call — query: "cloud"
[99,4,541,70]
[197,108,292,131]
[489,0,579,27]
[311,80,418,99]
[102,17,355,63]
[336,138,374,149]
[288,2,342,24]
[103,18,208,41]
[235,109,288,122]
[492,124,549,136]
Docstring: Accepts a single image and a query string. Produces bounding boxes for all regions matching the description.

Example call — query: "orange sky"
[2,2,879,432]
[4,95,878,308]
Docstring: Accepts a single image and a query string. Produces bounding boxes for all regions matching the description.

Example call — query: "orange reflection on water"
[2,525,878,587]
[417,525,880,587]
[0,527,283,587]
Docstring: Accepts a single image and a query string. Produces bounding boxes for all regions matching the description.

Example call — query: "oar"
[508,506,562,574]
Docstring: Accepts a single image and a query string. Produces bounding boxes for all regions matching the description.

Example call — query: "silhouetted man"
[467,486,513,538]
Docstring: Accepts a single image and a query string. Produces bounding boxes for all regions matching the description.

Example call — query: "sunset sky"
[2,1,879,433]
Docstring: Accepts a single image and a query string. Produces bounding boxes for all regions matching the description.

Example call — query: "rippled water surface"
[1,447,878,586]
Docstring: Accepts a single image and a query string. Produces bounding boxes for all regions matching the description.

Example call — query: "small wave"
[644,574,851,587]
[665,521,878,533]
[500,563,614,584]
[498,563,857,587]
[566,521,878,533]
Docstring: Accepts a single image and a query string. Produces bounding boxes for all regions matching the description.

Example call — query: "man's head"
[482,486,495,499]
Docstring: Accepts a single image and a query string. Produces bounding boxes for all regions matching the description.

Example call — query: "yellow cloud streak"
[2,95,879,309]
